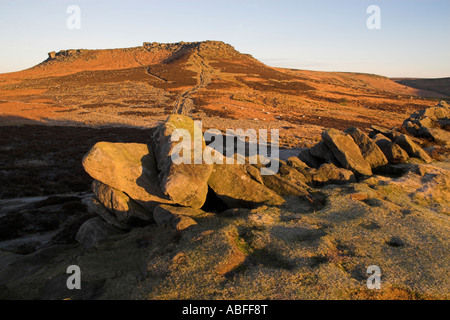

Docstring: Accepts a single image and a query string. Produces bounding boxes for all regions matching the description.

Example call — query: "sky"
[0,0,449,78]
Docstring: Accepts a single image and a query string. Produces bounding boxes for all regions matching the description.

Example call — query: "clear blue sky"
[0,0,449,77]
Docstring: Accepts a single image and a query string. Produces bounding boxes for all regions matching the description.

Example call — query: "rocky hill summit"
[39,40,250,72]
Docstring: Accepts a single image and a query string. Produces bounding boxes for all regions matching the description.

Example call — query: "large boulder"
[208,164,285,208]
[322,129,372,176]
[152,114,213,209]
[92,180,154,224]
[82,142,172,212]
[395,134,432,163]
[344,127,388,169]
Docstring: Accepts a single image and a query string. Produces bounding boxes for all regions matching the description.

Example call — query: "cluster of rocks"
[76,103,449,246]
[47,49,84,60]
[402,100,450,146]
[77,114,286,246]
[296,122,436,184]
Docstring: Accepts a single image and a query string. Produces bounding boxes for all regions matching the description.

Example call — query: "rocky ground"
[0,102,449,300]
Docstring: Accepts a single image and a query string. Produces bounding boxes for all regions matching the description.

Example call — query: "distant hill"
[393,77,450,98]
[0,41,442,145]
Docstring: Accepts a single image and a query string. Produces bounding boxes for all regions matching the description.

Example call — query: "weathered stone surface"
[260,161,309,196]
[403,120,420,136]
[395,134,432,163]
[152,114,213,208]
[422,106,450,121]
[297,148,322,169]
[370,125,402,141]
[310,163,356,186]
[92,180,153,223]
[245,164,264,185]
[82,196,131,231]
[75,217,123,247]
[417,117,434,129]
[82,142,172,212]
[375,139,410,164]
[418,127,450,146]
[309,141,340,166]
[345,127,388,169]
[322,129,372,176]
[286,156,309,170]
[208,164,285,208]
[153,205,198,231]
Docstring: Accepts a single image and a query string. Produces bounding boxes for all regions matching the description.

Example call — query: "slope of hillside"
[0,41,442,147]
[393,78,450,98]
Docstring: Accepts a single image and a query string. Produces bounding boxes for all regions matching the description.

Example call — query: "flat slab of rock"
[344,127,388,169]
[322,129,372,176]
[152,114,213,209]
[82,142,172,212]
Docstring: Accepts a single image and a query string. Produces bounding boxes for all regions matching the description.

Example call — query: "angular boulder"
[374,138,409,164]
[208,164,285,208]
[259,161,310,196]
[286,156,309,170]
[422,106,449,121]
[152,114,213,209]
[297,148,322,169]
[82,196,131,231]
[311,163,356,186]
[92,180,154,224]
[82,142,172,212]
[309,141,340,166]
[322,129,372,176]
[395,134,432,163]
[370,125,401,141]
[418,127,450,146]
[344,127,388,169]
